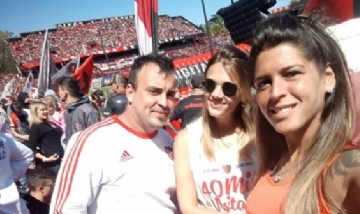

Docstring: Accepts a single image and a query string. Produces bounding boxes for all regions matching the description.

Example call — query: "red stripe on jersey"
[53,119,114,214]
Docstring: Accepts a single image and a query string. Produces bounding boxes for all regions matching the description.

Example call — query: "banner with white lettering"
[101,74,113,86]
[175,62,207,89]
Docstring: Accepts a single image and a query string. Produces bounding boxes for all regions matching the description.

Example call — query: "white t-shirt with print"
[186,117,256,213]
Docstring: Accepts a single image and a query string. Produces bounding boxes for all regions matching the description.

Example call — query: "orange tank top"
[246,142,358,214]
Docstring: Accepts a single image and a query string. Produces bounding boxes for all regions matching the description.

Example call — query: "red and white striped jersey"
[50,116,177,214]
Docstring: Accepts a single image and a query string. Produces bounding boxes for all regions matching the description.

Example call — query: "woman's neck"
[284,121,320,164]
[214,117,240,137]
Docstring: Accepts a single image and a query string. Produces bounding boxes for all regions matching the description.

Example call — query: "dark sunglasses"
[202,78,238,97]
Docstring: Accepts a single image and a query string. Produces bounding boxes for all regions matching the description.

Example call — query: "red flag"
[304,0,354,23]
[135,0,158,55]
[72,54,94,94]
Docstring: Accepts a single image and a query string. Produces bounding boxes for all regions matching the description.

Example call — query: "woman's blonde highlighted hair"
[201,45,256,161]
[30,102,47,126]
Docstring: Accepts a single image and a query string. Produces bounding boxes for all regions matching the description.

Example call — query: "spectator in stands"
[28,102,63,174]
[168,74,204,130]
[17,92,31,119]
[9,101,30,145]
[107,87,115,97]
[0,98,7,110]
[43,95,65,133]
[0,124,33,214]
[103,74,128,118]
[45,89,61,110]
[50,55,178,214]
[58,77,100,145]
[90,89,105,120]
[23,168,56,214]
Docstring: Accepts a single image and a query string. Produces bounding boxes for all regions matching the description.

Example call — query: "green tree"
[0,30,17,73]
[199,15,228,36]
[208,14,228,36]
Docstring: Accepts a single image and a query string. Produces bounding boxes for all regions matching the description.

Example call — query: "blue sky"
[0,0,289,36]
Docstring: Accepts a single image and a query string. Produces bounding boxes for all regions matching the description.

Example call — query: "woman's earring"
[327,88,334,93]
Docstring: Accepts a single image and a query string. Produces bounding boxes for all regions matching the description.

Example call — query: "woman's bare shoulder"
[328,148,360,179]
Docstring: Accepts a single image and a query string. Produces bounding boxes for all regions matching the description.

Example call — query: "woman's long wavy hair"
[249,13,354,213]
[201,45,256,161]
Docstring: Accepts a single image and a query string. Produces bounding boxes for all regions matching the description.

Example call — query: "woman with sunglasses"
[173,45,256,214]
[246,12,360,214]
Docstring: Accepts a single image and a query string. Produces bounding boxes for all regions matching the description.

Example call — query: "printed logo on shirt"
[223,165,231,174]
[201,171,255,212]
[203,168,220,173]
[184,102,203,109]
[120,150,134,162]
[116,100,122,103]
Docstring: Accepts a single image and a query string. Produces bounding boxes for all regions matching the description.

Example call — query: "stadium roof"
[19,28,57,37]
[14,14,171,37]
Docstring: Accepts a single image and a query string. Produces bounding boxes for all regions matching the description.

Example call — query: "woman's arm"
[347,149,360,209]
[174,129,223,214]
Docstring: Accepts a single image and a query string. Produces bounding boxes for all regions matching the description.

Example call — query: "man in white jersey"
[50,55,179,214]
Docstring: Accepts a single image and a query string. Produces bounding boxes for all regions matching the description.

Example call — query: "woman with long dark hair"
[246,12,360,214]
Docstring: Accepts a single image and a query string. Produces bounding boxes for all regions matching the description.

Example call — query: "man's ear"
[323,64,336,93]
[126,83,135,104]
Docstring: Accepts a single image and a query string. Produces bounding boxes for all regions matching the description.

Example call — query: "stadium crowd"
[5,15,204,64]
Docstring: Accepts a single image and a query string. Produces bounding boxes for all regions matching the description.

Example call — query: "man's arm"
[50,131,102,214]
[8,137,33,181]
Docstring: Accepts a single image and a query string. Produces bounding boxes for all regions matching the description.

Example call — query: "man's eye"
[150,90,161,95]
[167,91,176,99]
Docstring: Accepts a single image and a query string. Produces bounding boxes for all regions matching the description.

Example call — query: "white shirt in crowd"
[50,116,177,214]
[186,117,257,213]
[0,132,34,214]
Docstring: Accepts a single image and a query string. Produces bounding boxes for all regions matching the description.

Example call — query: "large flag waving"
[135,0,158,55]
[1,78,14,99]
[23,71,34,94]
[50,57,80,91]
[72,54,94,94]
[37,29,56,97]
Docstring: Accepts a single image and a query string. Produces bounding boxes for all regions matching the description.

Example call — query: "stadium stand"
[4,15,204,66]
[0,9,259,92]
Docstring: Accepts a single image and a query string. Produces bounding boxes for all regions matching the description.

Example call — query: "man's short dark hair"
[91,90,104,100]
[111,74,128,85]
[128,54,175,89]
[10,101,22,113]
[27,168,56,191]
[58,77,81,98]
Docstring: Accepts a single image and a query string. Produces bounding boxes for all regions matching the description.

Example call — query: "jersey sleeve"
[50,130,103,214]
[8,137,34,181]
